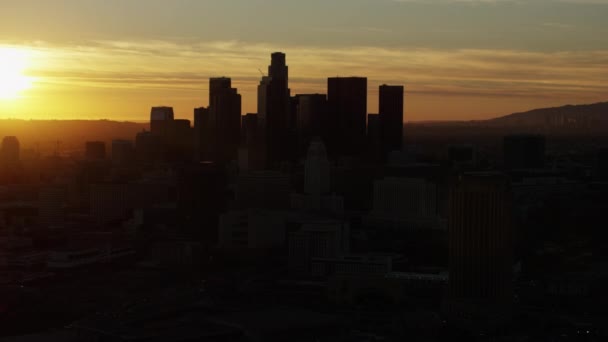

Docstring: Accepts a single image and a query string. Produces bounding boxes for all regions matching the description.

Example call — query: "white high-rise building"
[291,139,344,216]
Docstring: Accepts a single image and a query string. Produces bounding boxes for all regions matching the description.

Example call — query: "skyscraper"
[296,94,328,156]
[367,114,381,160]
[258,52,291,165]
[327,77,367,157]
[241,113,258,147]
[291,139,344,217]
[0,136,20,163]
[150,106,175,139]
[135,131,163,164]
[379,85,404,155]
[367,177,440,232]
[448,173,513,325]
[176,162,226,243]
[207,77,242,164]
[111,139,134,165]
[305,138,331,196]
[238,113,265,172]
[166,119,193,162]
[209,77,232,102]
[236,171,291,210]
[269,52,288,81]
[598,148,608,180]
[193,107,209,162]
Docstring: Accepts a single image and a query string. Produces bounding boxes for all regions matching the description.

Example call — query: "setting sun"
[0,47,33,100]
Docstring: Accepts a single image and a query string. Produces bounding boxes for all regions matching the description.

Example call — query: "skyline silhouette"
[0,2,607,341]
[1,0,608,120]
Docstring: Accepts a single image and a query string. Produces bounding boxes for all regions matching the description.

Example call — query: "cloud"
[23,39,606,92]
[2,39,608,119]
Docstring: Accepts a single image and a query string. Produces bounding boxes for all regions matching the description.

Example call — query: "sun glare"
[0,47,34,100]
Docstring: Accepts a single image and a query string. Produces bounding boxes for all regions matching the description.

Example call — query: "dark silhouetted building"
[379,84,404,155]
[598,148,608,180]
[85,141,106,161]
[90,182,172,224]
[167,119,193,161]
[0,136,20,163]
[296,94,328,156]
[170,119,192,139]
[366,177,443,231]
[135,131,163,164]
[288,219,350,276]
[238,113,264,170]
[291,139,344,216]
[332,160,378,212]
[258,53,291,165]
[207,77,242,164]
[177,162,226,243]
[236,171,291,210]
[327,77,367,157]
[448,145,477,170]
[218,209,291,251]
[269,52,288,81]
[305,138,331,196]
[448,173,513,327]
[241,113,258,147]
[39,185,67,228]
[503,134,546,169]
[150,106,175,139]
[193,107,209,162]
[367,114,381,160]
[210,77,232,99]
[111,139,134,165]
[448,145,475,164]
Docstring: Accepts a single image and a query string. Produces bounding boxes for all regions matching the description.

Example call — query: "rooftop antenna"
[257,68,265,77]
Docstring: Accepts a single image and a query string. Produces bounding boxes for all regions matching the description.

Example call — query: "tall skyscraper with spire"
[268,52,288,83]
[258,52,292,165]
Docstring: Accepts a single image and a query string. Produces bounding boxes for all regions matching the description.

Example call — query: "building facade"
[327,77,367,157]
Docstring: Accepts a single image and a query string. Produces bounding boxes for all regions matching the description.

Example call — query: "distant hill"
[484,102,608,130]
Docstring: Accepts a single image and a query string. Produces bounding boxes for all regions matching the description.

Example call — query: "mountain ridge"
[484,101,608,128]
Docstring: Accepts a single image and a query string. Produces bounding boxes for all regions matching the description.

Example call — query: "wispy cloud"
[24,40,607,93]
[2,39,608,120]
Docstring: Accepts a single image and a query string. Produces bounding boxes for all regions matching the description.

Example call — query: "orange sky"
[1,1,607,122]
